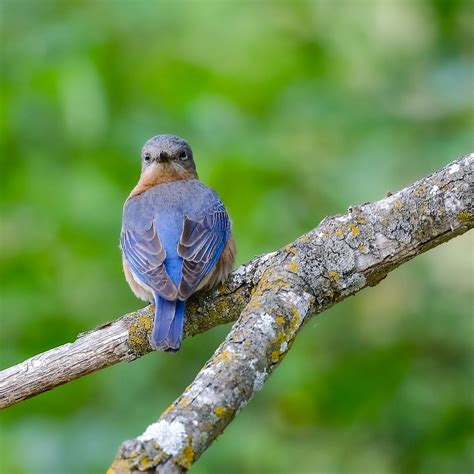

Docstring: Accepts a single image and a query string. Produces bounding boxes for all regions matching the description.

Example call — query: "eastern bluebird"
[120,135,236,351]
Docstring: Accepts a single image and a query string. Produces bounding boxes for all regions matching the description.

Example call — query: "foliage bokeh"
[1,1,473,473]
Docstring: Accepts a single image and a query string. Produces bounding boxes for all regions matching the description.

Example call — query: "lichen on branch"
[108,154,473,473]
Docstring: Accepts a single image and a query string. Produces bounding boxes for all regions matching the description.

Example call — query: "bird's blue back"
[123,179,227,287]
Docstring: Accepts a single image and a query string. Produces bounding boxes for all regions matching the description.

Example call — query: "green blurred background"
[1,1,473,473]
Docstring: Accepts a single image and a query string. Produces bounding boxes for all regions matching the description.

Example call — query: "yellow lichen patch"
[140,315,152,330]
[248,298,263,310]
[256,273,289,295]
[197,294,237,323]
[356,217,367,224]
[138,457,154,470]
[177,444,194,469]
[393,200,402,209]
[214,405,229,417]
[163,405,175,415]
[214,350,235,363]
[358,243,367,252]
[381,218,389,226]
[335,227,344,238]
[288,261,299,273]
[458,211,473,221]
[328,271,340,283]
[275,332,286,344]
[301,234,310,242]
[291,306,300,321]
[276,315,285,325]
[350,225,360,236]
[108,459,132,474]
[325,289,335,301]
[285,306,302,337]
[178,396,191,407]
[414,184,427,196]
[261,278,289,290]
[128,315,154,353]
[252,284,267,298]
[271,351,280,362]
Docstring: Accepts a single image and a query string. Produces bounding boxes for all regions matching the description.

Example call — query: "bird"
[120,134,236,352]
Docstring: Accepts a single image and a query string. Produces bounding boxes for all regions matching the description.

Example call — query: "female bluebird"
[121,135,236,352]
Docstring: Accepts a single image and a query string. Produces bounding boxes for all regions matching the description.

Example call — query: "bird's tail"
[151,295,185,352]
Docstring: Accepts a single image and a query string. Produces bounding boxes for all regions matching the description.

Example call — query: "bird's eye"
[144,154,151,162]
[179,151,188,161]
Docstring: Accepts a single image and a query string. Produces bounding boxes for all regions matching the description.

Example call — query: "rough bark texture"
[106,155,473,473]
[0,155,472,472]
[0,251,269,409]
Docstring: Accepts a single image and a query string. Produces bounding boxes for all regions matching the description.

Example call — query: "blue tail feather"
[152,295,185,352]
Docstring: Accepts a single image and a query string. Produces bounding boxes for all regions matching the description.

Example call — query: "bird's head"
[140,134,198,182]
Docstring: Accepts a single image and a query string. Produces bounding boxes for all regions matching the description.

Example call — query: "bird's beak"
[156,151,169,164]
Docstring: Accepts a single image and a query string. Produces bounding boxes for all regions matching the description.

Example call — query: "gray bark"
[106,155,472,473]
[0,242,270,409]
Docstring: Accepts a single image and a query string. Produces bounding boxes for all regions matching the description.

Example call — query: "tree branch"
[0,155,472,471]
[108,154,473,473]
[0,249,268,409]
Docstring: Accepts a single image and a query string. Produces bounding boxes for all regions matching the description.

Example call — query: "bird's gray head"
[141,134,197,179]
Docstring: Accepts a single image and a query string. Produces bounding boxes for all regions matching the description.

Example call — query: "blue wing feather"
[177,205,230,299]
[120,224,178,300]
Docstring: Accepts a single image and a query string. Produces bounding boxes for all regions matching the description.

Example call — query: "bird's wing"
[120,223,178,300]
[177,203,231,300]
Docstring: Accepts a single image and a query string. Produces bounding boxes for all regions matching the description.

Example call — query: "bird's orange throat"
[129,165,197,198]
